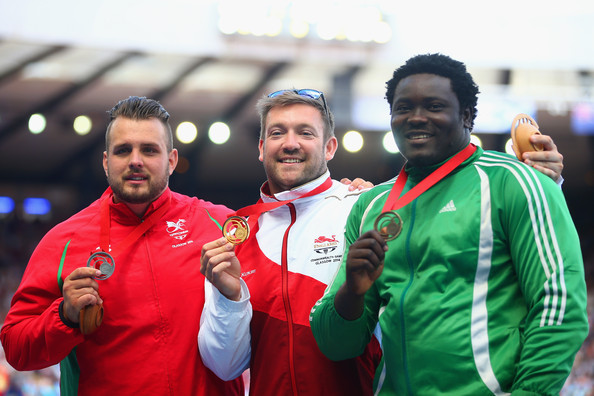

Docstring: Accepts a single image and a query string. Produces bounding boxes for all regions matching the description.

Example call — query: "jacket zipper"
[282,203,299,395]
[401,199,417,396]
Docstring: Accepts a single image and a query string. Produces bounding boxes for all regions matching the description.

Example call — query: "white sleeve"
[198,278,252,381]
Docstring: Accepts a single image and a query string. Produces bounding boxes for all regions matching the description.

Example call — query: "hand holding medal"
[79,251,114,335]
[76,195,171,335]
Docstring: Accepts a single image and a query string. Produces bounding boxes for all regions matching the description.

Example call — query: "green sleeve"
[310,195,382,361]
[505,169,589,394]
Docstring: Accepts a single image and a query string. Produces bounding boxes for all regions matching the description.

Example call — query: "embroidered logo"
[166,219,188,240]
[313,235,338,255]
[439,200,457,213]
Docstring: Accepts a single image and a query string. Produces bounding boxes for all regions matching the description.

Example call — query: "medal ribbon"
[381,144,476,212]
[232,176,333,229]
[99,193,171,257]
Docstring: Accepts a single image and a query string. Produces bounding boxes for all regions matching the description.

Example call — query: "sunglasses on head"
[267,89,329,117]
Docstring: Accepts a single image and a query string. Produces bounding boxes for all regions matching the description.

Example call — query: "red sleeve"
[0,232,84,370]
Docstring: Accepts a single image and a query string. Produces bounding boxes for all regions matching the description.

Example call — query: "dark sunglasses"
[267,89,329,117]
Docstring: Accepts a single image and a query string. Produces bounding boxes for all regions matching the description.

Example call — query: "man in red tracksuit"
[0,96,243,395]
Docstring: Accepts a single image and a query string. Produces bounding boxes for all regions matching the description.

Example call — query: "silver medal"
[87,251,115,280]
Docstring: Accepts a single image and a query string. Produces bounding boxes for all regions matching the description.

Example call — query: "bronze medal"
[87,251,115,280]
[374,211,403,241]
[222,216,250,245]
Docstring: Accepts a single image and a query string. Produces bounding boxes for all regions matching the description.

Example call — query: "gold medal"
[374,211,403,241]
[222,216,250,245]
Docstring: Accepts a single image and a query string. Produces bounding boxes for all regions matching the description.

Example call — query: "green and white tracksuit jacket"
[310,146,589,396]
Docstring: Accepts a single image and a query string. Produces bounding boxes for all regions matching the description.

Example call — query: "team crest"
[166,219,188,240]
[313,235,339,254]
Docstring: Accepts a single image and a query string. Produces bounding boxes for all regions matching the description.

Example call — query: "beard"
[263,155,328,193]
[107,171,169,205]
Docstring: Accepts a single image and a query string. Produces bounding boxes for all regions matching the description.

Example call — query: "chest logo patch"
[439,200,457,213]
[313,235,339,255]
[166,219,188,240]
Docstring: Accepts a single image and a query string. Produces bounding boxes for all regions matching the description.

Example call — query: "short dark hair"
[385,53,480,129]
[105,96,173,151]
[256,90,335,141]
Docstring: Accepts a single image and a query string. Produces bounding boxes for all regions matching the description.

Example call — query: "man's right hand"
[200,237,242,301]
[62,267,103,324]
[335,230,387,321]
[345,230,387,295]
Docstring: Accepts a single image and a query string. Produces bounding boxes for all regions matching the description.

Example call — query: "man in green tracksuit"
[310,53,589,395]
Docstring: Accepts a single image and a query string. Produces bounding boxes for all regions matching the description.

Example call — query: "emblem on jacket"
[166,219,188,240]
[313,235,338,255]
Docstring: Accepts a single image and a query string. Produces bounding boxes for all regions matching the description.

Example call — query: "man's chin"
[114,187,154,204]
[123,195,152,204]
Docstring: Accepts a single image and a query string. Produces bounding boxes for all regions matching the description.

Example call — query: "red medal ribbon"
[99,193,172,257]
[382,144,476,212]
[232,176,333,230]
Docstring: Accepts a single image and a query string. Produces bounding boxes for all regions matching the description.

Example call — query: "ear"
[258,139,264,162]
[168,149,179,175]
[325,136,338,161]
[102,151,108,177]
[463,108,473,130]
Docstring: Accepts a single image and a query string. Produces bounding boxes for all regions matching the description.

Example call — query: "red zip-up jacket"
[1,187,243,396]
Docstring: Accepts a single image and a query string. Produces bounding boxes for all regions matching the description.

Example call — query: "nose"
[282,131,300,151]
[128,149,143,169]
[408,107,428,124]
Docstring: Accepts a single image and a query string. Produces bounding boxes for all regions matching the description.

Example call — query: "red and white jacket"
[199,172,382,396]
[1,187,243,396]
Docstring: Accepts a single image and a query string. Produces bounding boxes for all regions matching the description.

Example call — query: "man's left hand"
[340,178,374,191]
[522,134,563,183]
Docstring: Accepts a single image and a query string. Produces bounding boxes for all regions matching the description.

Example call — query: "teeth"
[129,177,145,180]
[410,134,430,140]
[282,159,302,163]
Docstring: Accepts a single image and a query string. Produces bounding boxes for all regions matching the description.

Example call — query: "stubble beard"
[266,155,327,192]
[107,172,169,204]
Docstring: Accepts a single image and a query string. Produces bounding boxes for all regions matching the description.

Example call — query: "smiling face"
[258,103,337,194]
[390,73,472,167]
[103,117,178,216]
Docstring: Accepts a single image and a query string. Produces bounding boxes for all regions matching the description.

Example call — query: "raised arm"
[334,230,387,321]
[198,237,251,380]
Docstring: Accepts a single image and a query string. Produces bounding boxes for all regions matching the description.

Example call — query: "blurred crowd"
[1,215,592,395]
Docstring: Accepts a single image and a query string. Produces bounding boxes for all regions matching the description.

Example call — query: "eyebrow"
[266,122,321,133]
[111,142,161,151]
[394,95,447,102]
